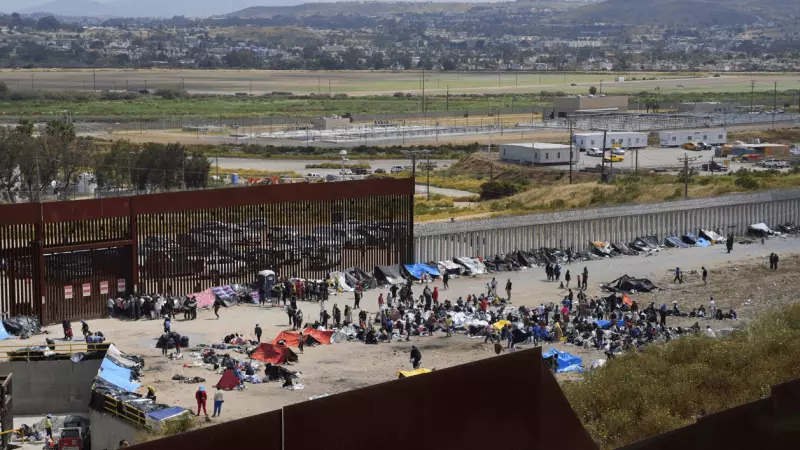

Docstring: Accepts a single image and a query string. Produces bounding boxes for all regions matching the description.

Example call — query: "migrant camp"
[251,343,299,364]
[602,275,659,293]
[215,369,242,391]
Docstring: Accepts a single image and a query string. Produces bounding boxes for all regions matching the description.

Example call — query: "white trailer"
[572,132,647,151]
[659,129,727,147]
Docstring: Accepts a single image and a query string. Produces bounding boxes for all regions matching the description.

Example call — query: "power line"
[677,152,701,200]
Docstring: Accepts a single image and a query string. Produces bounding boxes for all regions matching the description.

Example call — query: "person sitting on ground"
[715,308,724,320]
[671,302,680,316]
[697,305,707,318]
[728,309,738,320]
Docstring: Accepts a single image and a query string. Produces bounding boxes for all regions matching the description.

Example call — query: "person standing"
[673,267,683,284]
[390,284,399,304]
[565,270,571,288]
[726,235,734,254]
[410,346,422,369]
[213,298,221,320]
[702,267,708,285]
[44,414,53,439]
[709,297,716,320]
[443,272,450,290]
[354,290,361,309]
[254,324,262,343]
[432,286,439,306]
[505,279,512,300]
[195,386,208,416]
[107,297,114,318]
[490,278,498,296]
[582,267,588,290]
[445,314,453,337]
[377,293,384,310]
[659,304,667,327]
[212,388,224,417]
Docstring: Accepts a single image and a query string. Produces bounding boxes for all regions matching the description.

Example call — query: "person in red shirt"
[378,293,384,309]
[195,386,208,416]
[480,298,488,312]
[432,287,439,306]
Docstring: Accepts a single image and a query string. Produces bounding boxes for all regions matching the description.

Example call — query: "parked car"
[203,255,248,278]
[603,154,624,162]
[351,167,372,175]
[390,166,405,174]
[141,235,180,250]
[701,162,728,172]
[266,226,299,242]
[611,148,625,156]
[682,142,699,151]
[677,84,685,87]
[586,147,602,157]
[192,221,261,245]
[374,168,386,174]
[762,158,790,169]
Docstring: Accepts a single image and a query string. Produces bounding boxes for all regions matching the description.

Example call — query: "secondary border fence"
[0,178,414,325]
[413,188,800,263]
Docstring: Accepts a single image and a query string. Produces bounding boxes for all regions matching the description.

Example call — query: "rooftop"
[504,142,572,150]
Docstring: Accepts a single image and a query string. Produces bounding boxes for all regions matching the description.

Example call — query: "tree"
[36,16,60,32]
[479,180,524,201]
[16,119,34,137]
[0,129,27,202]
[441,57,457,71]
[94,140,137,191]
[224,50,257,69]
[589,86,598,95]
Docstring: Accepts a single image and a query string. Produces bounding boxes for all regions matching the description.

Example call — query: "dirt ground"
[40,236,800,426]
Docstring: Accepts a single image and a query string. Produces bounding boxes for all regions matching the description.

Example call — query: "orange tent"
[272,331,302,348]
[303,327,334,345]
[251,343,298,364]
[622,293,632,307]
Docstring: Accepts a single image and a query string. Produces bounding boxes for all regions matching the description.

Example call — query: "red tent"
[215,370,240,391]
[251,343,298,364]
[303,327,334,345]
[272,331,302,348]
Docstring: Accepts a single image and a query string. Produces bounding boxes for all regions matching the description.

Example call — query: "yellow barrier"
[92,386,151,430]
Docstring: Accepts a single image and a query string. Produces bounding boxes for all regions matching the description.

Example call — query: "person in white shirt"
[708,297,716,320]
[705,326,715,338]
[212,388,224,417]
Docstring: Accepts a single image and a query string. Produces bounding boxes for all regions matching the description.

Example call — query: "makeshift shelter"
[700,229,726,244]
[212,285,240,307]
[251,343,298,364]
[630,235,660,252]
[345,267,376,289]
[272,332,303,348]
[454,257,486,275]
[403,264,441,280]
[216,370,241,391]
[748,223,774,237]
[265,364,298,382]
[603,274,658,293]
[192,288,216,308]
[437,260,463,275]
[373,265,407,285]
[664,236,690,248]
[590,241,614,257]
[542,349,583,373]
[303,327,334,345]
[611,242,638,256]
[682,233,710,247]
[2,316,41,337]
[329,272,353,292]
[0,322,11,340]
[397,368,432,378]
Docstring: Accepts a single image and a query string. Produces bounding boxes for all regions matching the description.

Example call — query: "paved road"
[212,158,457,176]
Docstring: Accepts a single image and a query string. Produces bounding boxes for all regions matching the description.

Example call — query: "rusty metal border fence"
[0,178,414,325]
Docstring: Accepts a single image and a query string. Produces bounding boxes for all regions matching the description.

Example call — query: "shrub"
[479,180,524,200]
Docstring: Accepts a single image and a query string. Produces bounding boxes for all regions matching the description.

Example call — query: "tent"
[542,349,583,373]
[612,242,638,256]
[373,265,406,285]
[630,235,660,252]
[265,364,297,382]
[303,327,334,345]
[603,275,658,293]
[345,267,376,289]
[0,322,11,340]
[397,368,432,378]
[272,331,303,348]
[664,236,690,248]
[98,357,140,392]
[700,229,726,244]
[454,257,486,275]
[437,260,463,275]
[748,223,774,237]
[251,343,298,364]
[683,233,710,247]
[215,370,241,391]
[590,241,614,257]
[403,264,441,280]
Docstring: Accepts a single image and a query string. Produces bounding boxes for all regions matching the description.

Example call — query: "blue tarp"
[99,358,140,392]
[596,320,612,329]
[664,236,690,249]
[212,285,236,299]
[542,349,583,373]
[0,322,11,340]
[403,264,441,280]
[147,406,187,421]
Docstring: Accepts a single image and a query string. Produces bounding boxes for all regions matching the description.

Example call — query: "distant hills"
[18,0,266,18]
[561,0,800,25]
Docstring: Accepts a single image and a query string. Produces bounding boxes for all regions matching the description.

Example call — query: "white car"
[611,148,626,156]
[586,147,602,156]
[762,158,790,169]
[390,165,405,174]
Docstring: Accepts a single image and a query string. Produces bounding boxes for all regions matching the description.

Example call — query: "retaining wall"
[90,409,138,450]
[413,189,800,262]
[0,359,102,415]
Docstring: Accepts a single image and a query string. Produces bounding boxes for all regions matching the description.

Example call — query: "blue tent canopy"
[0,322,11,340]
[595,320,612,329]
[403,264,441,280]
[542,349,583,373]
[147,406,187,421]
[99,358,140,392]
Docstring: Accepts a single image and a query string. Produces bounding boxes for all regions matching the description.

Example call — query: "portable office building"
[659,129,727,147]
[572,132,647,151]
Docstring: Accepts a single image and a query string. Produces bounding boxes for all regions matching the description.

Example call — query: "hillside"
[228,2,487,17]
[561,0,800,25]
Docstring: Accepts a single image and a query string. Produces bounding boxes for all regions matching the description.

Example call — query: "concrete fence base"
[413,189,800,263]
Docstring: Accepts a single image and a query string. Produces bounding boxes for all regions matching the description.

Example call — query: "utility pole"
[600,80,603,95]
[126,80,129,92]
[773,81,777,129]
[446,85,449,112]
[600,130,608,183]
[249,79,252,96]
[677,152,700,199]
[426,152,431,200]
[568,119,574,184]
[750,80,755,113]
[93,69,96,91]
[404,149,431,180]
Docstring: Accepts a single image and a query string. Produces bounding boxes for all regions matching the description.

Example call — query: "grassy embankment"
[565,255,800,448]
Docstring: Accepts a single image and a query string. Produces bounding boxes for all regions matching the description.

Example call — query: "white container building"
[659,129,727,147]
[572,132,648,151]
[500,143,578,165]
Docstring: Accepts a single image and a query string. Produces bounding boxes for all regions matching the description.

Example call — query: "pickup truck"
[762,159,790,169]
[701,161,728,172]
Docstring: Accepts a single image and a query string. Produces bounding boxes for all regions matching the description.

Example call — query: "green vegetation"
[566,301,800,449]
[138,412,198,443]
[304,162,370,169]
